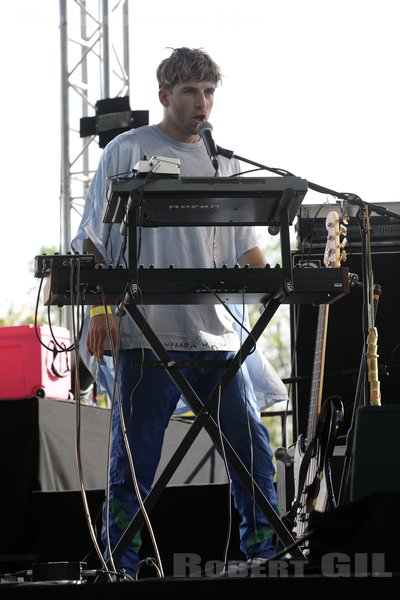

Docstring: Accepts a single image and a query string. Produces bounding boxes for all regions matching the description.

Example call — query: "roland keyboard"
[42,264,349,307]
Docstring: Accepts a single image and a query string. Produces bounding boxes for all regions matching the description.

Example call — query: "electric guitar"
[288,210,346,541]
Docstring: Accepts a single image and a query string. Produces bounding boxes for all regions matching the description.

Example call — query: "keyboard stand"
[104,176,309,565]
[109,286,306,564]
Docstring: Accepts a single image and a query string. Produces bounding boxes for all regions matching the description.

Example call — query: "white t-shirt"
[72,124,289,406]
[73,124,258,351]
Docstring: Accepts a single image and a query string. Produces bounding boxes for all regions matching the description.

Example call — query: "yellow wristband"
[90,305,112,318]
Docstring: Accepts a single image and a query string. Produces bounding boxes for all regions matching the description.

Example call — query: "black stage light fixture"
[80,96,149,148]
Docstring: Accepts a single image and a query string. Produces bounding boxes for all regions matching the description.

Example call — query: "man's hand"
[86,313,118,362]
[238,246,267,268]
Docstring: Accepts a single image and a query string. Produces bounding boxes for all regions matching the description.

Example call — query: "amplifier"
[295,201,400,248]
[350,405,400,500]
[290,248,400,441]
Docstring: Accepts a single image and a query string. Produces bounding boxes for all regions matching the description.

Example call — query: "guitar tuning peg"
[340,249,347,263]
[339,224,347,236]
[341,214,349,225]
[340,236,347,248]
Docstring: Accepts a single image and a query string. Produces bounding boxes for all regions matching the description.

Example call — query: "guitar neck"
[306,303,330,445]
[305,209,345,447]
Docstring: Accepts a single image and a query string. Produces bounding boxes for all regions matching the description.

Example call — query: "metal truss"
[59,0,130,253]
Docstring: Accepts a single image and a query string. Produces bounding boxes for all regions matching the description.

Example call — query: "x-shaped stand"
[109,286,306,564]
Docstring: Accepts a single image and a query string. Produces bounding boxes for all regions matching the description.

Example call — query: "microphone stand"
[217,144,400,221]
[217,144,400,503]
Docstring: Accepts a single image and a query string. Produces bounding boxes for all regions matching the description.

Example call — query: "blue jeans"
[102,349,279,575]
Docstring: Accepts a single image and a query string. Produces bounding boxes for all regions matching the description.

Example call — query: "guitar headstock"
[324,210,347,268]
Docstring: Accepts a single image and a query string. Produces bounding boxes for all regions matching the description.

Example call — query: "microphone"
[198,121,219,172]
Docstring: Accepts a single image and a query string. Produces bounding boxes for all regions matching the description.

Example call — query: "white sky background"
[1,0,400,318]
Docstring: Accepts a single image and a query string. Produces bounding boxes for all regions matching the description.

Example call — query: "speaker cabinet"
[291,248,400,441]
[351,405,400,500]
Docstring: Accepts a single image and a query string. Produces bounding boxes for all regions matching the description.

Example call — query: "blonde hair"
[156,47,222,89]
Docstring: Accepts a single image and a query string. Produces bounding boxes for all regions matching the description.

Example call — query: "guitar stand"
[108,287,307,566]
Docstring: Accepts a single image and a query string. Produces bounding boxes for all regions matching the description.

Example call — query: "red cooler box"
[0,324,72,400]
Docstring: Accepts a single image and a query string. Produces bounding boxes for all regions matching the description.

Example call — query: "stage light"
[80,96,149,148]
